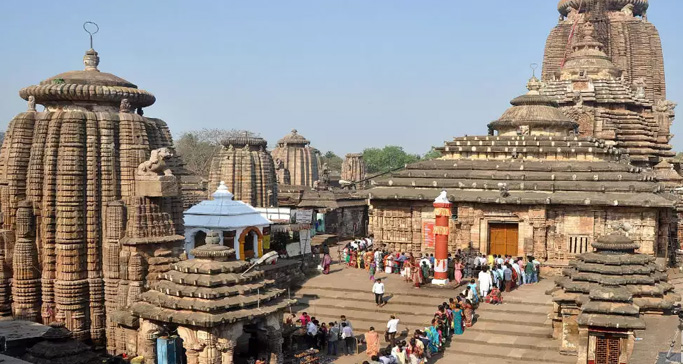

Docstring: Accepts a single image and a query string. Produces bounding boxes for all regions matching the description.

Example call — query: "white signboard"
[285,229,312,257]
[295,209,314,224]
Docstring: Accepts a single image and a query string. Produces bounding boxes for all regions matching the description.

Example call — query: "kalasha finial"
[291,129,298,134]
[83,22,100,71]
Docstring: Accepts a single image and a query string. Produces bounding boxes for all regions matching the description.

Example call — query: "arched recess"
[238,227,263,261]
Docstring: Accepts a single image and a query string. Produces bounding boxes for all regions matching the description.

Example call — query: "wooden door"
[489,223,518,256]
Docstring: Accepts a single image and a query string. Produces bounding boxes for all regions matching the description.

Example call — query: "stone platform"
[291,263,573,363]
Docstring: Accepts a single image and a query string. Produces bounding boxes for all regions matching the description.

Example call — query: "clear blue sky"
[0,1,681,156]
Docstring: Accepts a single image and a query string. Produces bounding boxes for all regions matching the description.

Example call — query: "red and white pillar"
[432,191,451,285]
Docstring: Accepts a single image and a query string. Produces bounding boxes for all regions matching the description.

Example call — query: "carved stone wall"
[341,153,366,183]
[270,130,320,187]
[369,200,667,261]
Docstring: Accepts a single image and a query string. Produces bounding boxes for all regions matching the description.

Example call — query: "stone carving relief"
[621,4,635,17]
[137,148,174,177]
[120,98,133,113]
[632,78,646,99]
[27,96,36,112]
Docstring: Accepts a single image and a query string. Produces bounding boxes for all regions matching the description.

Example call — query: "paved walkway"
[291,263,572,363]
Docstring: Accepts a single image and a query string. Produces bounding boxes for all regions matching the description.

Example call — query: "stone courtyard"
[291,260,683,363]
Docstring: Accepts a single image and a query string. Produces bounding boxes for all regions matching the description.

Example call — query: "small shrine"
[550,230,679,363]
[131,231,294,364]
[22,322,100,364]
[184,182,271,260]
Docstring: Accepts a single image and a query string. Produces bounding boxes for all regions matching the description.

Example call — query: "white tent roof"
[184,182,272,230]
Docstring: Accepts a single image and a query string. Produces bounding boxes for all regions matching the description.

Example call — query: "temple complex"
[207,134,278,208]
[271,129,321,188]
[130,231,293,364]
[367,76,677,262]
[550,231,679,362]
[0,39,186,351]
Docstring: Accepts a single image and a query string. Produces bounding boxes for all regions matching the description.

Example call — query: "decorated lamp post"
[432,191,451,285]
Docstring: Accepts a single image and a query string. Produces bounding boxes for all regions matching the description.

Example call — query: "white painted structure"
[184,182,271,260]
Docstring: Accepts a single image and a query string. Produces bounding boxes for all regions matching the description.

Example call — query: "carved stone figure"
[27,96,36,112]
[633,77,646,99]
[120,98,133,113]
[621,3,635,17]
[137,148,174,177]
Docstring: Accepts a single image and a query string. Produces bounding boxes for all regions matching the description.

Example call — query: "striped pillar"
[432,194,452,285]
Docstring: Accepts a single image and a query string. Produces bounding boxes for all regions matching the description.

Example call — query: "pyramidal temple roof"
[131,231,294,327]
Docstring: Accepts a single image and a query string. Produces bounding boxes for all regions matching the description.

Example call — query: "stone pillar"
[267,327,284,364]
[432,193,451,285]
[217,339,236,364]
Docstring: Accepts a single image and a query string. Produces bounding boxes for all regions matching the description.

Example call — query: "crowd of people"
[358,295,470,363]
[312,241,544,363]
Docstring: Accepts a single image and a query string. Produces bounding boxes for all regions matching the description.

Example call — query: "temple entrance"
[234,322,269,364]
[244,230,258,260]
[194,230,207,249]
[488,223,518,256]
[593,333,621,364]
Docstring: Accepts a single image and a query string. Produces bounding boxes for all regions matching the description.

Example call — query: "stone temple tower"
[0,40,186,349]
[541,1,676,167]
[543,0,666,104]
[271,129,321,187]
[341,153,366,183]
[207,134,278,207]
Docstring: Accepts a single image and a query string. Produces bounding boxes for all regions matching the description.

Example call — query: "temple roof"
[553,232,679,322]
[368,159,672,208]
[558,0,648,16]
[22,322,100,364]
[277,129,310,146]
[184,182,271,229]
[19,49,156,108]
[488,77,577,133]
[131,231,294,328]
[220,134,268,149]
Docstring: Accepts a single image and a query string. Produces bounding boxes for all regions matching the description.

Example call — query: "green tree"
[320,151,343,172]
[423,146,442,160]
[174,128,258,178]
[362,146,421,174]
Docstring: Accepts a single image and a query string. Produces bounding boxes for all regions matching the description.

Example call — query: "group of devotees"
[311,241,543,363]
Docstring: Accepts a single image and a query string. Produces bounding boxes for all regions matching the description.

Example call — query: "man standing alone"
[372,278,385,307]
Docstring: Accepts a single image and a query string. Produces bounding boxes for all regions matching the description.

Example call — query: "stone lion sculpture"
[137,147,174,177]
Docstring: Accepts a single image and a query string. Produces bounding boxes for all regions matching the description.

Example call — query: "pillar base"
[431,278,449,286]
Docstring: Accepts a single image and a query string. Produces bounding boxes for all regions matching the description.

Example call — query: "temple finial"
[83,22,100,71]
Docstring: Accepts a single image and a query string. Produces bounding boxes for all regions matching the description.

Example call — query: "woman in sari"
[420,261,430,282]
[452,304,464,335]
[364,327,380,357]
[411,259,423,288]
[394,252,402,274]
[462,298,474,327]
[424,320,441,354]
[343,247,350,265]
[454,259,463,284]
[365,251,373,271]
[369,260,376,281]
[322,253,332,274]
[349,249,357,268]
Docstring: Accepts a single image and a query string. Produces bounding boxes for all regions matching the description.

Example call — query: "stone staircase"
[291,269,574,364]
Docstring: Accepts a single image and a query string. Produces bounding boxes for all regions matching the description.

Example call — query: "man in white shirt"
[372,278,385,307]
[386,315,399,346]
[478,266,493,298]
